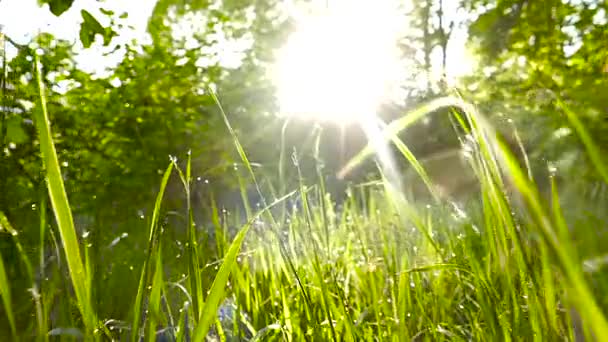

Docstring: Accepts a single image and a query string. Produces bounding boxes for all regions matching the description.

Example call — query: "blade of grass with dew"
[172,155,203,320]
[208,90,263,204]
[192,191,296,342]
[33,55,96,334]
[0,213,17,340]
[469,108,561,338]
[131,162,173,342]
[147,243,165,342]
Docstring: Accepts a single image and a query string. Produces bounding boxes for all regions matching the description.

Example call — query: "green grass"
[0,63,607,340]
[33,55,97,336]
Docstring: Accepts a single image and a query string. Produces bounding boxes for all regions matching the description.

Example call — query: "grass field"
[0,59,607,341]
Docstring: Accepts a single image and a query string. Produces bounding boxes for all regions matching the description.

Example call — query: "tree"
[462,0,608,202]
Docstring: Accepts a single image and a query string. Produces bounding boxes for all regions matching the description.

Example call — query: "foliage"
[1,0,608,340]
[463,0,608,186]
[38,0,74,16]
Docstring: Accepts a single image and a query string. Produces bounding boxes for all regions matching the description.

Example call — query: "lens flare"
[273,0,404,123]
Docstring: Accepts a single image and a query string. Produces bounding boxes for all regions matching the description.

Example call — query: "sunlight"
[273,0,405,123]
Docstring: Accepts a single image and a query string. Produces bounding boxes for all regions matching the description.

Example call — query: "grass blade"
[131,162,174,342]
[147,243,165,342]
[172,155,203,320]
[33,55,96,334]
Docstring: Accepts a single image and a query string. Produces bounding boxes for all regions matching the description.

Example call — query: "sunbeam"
[273,0,404,124]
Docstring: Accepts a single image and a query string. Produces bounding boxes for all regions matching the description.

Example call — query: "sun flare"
[273,1,405,124]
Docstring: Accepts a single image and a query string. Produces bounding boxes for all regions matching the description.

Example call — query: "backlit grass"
[0,61,606,341]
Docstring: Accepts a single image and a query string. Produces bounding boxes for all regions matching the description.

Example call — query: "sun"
[272,0,405,124]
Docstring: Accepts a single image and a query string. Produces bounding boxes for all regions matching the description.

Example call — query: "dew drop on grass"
[548,163,558,176]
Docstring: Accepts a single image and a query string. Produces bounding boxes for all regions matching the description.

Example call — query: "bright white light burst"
[274,1,404,123]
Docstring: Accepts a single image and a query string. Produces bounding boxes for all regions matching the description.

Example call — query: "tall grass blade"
[338,96,460,178]
[172,156,203,320]
[33,56,96,333]
[208,90,264,203]
[131,163,173,342]
[497,139,608,339]
[147,243,165,342]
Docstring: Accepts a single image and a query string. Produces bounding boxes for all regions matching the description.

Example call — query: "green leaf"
[39,0,74,16]
[79,10,107,48]
[99,8,114,16]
